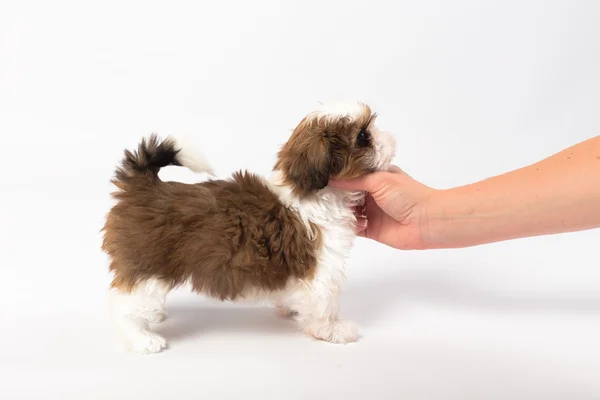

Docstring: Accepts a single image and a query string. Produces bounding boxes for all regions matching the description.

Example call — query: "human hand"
[329,166,437,250]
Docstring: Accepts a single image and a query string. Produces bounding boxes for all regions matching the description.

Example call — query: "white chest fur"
[267,181,362,343]
[266,172,364,290]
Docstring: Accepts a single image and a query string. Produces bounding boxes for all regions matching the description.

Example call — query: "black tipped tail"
[114,134,180,183]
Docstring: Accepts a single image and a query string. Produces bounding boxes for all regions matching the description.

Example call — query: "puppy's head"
[274,101,396,196]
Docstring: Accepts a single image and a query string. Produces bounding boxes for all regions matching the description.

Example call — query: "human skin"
[330,135,600,250]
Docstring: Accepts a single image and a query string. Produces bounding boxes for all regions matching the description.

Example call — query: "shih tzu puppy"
[102,101,396,353]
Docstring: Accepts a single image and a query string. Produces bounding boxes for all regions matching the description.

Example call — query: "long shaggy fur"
[102,101,396,354]
[103,137,320,300]
[114,135,182,183]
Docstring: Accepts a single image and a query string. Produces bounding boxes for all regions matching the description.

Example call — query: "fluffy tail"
[114,134,214,183]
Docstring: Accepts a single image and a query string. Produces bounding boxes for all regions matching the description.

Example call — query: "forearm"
[424,135,600,249]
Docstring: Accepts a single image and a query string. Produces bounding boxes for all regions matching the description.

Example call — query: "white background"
[1,0,599,399]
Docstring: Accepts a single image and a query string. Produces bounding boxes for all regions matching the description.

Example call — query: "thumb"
[329,172,384,192]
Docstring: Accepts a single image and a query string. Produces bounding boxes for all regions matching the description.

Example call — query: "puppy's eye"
[357,129,370,146]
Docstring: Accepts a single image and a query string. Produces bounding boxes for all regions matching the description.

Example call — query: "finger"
[387,164,417,181]
[363,194,382,218]
[352,205,365,215]
[357,204,367,218]
[329,171,385,192]
[387,165,403,174]
[329,175,370,191]
[355,216,368,233]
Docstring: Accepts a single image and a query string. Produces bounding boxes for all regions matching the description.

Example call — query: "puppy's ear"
[275,118,332,196]
[287,137,331,194]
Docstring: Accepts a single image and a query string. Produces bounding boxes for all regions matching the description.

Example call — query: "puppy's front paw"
[307,319,360,344]
[128,332,167,354]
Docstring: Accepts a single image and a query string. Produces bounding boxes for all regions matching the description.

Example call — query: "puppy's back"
[102,171,320,300]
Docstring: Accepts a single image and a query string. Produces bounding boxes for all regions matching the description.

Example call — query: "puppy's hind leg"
[133,278,171,323]
[108,278,172,354]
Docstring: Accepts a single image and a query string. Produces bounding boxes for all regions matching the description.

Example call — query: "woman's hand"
[330,166,438,250]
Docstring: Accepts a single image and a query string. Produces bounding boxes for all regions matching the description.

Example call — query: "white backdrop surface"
[1,1,599,399]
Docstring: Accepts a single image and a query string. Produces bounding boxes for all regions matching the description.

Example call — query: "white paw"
[307,319,360,344]
[128,332,167,354]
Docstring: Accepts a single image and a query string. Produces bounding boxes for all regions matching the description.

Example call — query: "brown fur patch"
[102,170,320,300]
[273,104,379,196]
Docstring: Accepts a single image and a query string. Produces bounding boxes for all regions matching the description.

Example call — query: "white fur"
[370,127,397,170]
[171,135,215,176]
[109,278,170,354]
[109,183,363,353]
[269,178,363,343]
[109,104,395,353]
[263,104,398,343]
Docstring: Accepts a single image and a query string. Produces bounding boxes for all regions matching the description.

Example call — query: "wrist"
[419,189,453,249]
[420,186,489,249]
[421,180,530,249]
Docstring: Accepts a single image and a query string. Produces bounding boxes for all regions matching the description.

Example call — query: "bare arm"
[425,135,600,248]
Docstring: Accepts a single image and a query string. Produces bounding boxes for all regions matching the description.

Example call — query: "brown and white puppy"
[102,101,396,354]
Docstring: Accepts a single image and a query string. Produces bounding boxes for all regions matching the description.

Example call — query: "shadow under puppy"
[102,101,396,354]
